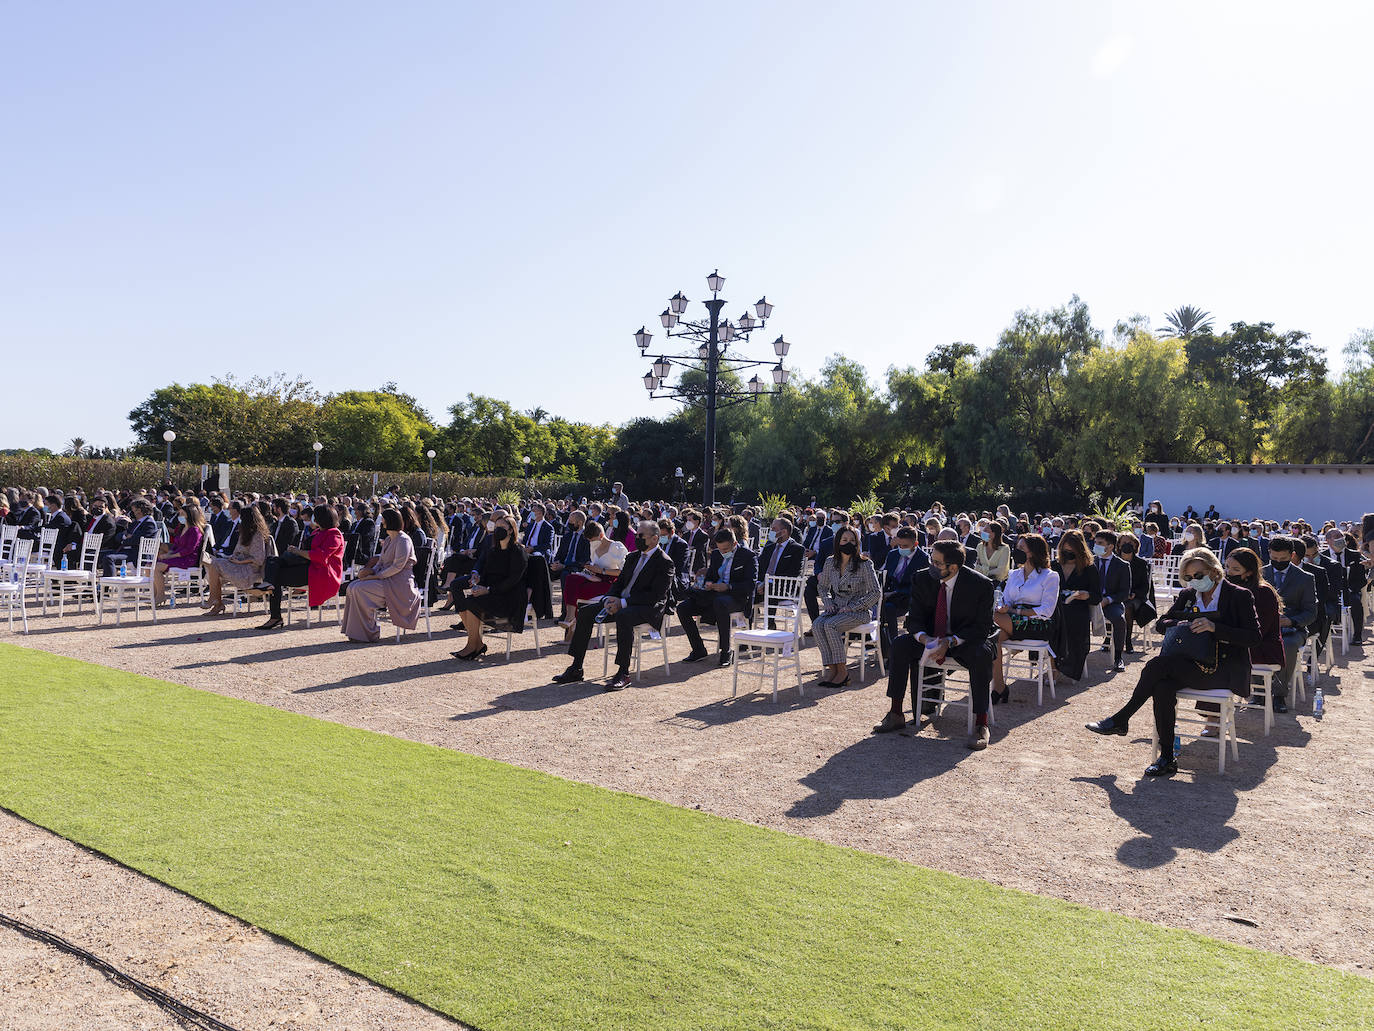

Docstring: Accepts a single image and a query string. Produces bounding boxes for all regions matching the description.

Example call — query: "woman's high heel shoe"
[454,644,488,661]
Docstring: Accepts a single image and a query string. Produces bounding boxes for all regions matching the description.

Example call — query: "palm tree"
[526,406,549,424]
[62,437,92,458]
[1158,305,1215,339]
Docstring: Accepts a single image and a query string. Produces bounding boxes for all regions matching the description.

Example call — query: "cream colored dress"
[341,532,421,642]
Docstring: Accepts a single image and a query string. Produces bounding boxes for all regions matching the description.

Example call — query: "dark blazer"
[813,533,836,574]
[801,523,832,555]
[682,527,711,572]
[865,530,891,567]
[1156,579,1262,695]
[903,565,995,646]
[1208,536,1239,561]
[1098,553,1132,607]
[1302,559,1331,623]
[882,547,929,602]
[1325,547,1368,603]
[350,516,379,566]
[272,516,300,556]
[1246,583,1287,666]
[209,510,233,549]
[662,535,689,578]
[1125,554,1156,614]
[525,520,553,555]
[553,527,592,572]
[607,547,675,626]
[757,538,805,581]
[1312,552,1343,609]
[108,515,160,554]
[84,513,117,549]
[7,505,42,539]
[1264,562,1317,632]
[702,546,758,606]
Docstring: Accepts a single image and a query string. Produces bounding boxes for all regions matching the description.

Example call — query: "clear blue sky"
[4,1,1371,452]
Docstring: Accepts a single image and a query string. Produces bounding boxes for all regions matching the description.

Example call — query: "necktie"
[622,550,650,598]
[896,556,909,581]
[567,532,579,560]
[934,579,949,638]
[768,542,783,575]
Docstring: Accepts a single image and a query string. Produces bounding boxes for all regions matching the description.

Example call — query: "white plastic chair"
[1248,663,1280,736]
[0,538,33,633]
[0,524,17,562]
[42,531,102,615]
[1001,639,1056,705]
[599,607,672,681]
[285,584,342,626]
[843,569,887,683]
[733,574,806,703]
[1153,688,1239,773]
[97,537,161,625]
[917,649,995,735]
[4,528,57,574]
[394,543,438,642]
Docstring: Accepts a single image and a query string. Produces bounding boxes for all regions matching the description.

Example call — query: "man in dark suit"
[1294,536,1332,652]
[676,528,758,666]
[873,540,997,750]
[1264,536,1317,712]
[99,500,160,576]
[1119,534,1156,655]
[346,504,379,569]
[1208,522,1239,561]
[1303,532,1342,651]
[269,499,300,559]
[755,518,805,596]
[83,499,117,552]
[1094,530,1132,672]
[39,495,74,560]
[523,503,554,557]
[550,510,592,619]
[6,493,43,540]
[657,517,690,582]
[1087,557,1261,776]
[679,509,710,576]
[553,520,675,691]
[208,498,233,552]
[879,527,929,658]
[1324,527,1367,648]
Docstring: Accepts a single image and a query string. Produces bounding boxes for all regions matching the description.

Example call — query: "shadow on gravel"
[786,726,971,818]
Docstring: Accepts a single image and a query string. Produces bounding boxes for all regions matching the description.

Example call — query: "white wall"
[1143,467,1374,525]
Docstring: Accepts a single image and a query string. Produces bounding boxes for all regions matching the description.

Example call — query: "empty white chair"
[0,525,18,563]
[1153,688,1239,773]
[41,531,103,615]
[97,537,160,625]
[1248,663,1280,736]
[733,575,807,703]
[3,528,56,575]
[1001,640,1056,705]
[0,539,33,633]
[917,650,995,735]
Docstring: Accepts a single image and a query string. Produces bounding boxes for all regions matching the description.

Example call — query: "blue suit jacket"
[525,520,553,555]
[882,547,930,601]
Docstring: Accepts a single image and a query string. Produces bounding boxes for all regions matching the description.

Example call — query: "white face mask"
[486,520,497,532]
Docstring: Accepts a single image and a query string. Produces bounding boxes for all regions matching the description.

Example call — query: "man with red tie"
[872,540,997,750]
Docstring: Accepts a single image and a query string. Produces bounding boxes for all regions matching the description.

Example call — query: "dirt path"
[9,603,1374,978]
[0,810,464,1030]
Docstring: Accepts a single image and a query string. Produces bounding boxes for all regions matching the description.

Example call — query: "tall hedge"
[0,456,582,500]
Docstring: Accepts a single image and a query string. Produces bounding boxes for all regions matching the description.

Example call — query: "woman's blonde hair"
[1179,546,1223,582]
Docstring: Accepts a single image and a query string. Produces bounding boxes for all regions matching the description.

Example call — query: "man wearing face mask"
[40,494,74,555]
[1094,530,1131,673]
[6,492,43,540]
[676,528,759,666]
[874,540,997,750]
[756,518,805,602]
[98,499,160,576]
[1263,537,1317,713]
[345,504,379,570]
[1087,548,1260,776]
[880,526,929,659]
[554,520,675,690]
[1323,527,1367,649]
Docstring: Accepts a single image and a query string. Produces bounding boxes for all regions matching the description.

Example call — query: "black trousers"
[265,554,310,618]
[886,633,993,716]
[1350,590,1365,644]
[567,601,655,672]
[804,574,820,621]
[677,591,746,654]
[1110,654,1226,752]
[879,595,910,658]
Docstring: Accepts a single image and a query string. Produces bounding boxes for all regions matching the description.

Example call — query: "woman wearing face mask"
[340,509,423,643]
[152,503,208,606]
[1087,547,1261,776]
[974,521,1011,587]
[1052,529,1100,681]
[991,533,1059,703]
[449,513,527,659]
[812,526,882,687]
[557,521,628,635]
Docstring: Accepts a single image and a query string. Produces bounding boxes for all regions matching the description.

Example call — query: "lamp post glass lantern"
[312,440,323,497]
[162,430,176,483]
[426,449,436,495]
[632,269,792,506]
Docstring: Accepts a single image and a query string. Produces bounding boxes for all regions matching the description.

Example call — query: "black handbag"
[1160,614,1218,673]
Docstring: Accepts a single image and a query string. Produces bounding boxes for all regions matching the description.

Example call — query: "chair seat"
[99,576,153,586]
[849,620,879,636]
[1004,638,1050,649]
[736,628,796,646]
[1178,687,1233,699]
[0,583,20,595]
[1251,663,1281,673]
[44,569,95,581]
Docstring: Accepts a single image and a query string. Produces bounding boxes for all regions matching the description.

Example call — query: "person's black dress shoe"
[718,649,734,667]
[1114,660,1127,673]
[605,673,632,691]
[824,673,850,688]
[684,648,709,663]
[258,617,284,630]
[1085,717,1127,736]
[872,712,906,734]
[1274,700,1288,713]
[1144,756,1178,777]
[1098,642,1111,653]
[552,665,584,684]
[454,644,487,661]
[991,688,1009,705]
[1124,643,1135,654]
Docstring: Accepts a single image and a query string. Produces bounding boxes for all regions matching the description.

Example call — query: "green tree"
[317,390,436,472]
[1157,305,1214,339]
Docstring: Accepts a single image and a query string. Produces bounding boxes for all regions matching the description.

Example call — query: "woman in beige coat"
[341,509,422,642]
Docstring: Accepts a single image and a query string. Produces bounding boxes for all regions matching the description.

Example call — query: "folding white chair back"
[844,569,887,682]
[0,524,18,562]
[97,537,161,625]
[0,538,33,633]
[599,607,673,681]
[1248,663,1279,736]
[733,574,806,703]
[1001,640,1056,705]
[917,650,995,735]
[42,531,102,615]
[505,559,549,659]
[1153,688,1239,773]
[27,528,58,571]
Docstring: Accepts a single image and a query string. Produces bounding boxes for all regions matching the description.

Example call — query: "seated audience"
[811,526,881,688]
[341,509,422,643]
[676,528,758,667]
[152,503,207,606]
[991,533,1059,703]
[557,521,627,632]
[451,511,527,659]
[255,504,346,629]
[204,504,271,614]
[99,499,161,576]
[1052,529,1100,681]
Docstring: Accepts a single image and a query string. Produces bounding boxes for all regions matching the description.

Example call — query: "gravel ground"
[0,811,464,1030]
[7,600,1374,986]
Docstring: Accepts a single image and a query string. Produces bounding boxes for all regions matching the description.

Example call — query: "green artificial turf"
[0,642,1369,1030]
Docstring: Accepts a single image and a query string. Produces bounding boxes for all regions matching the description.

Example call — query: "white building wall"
[1143,466,1374,525]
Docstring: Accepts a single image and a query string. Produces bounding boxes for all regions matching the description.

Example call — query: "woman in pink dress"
[340,509,422,642]
[153,503,207,606]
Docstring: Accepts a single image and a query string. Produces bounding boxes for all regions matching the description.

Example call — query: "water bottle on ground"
[1313,686,1324,718]
[1172,734,1182,755]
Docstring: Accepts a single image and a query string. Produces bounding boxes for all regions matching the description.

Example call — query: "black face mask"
[838,542,858,556]
[1014,551,1028,565]
[1227,574,1246,584]
[1271,559,1290,571]
[492,527,509,542]
[637,535,652,551]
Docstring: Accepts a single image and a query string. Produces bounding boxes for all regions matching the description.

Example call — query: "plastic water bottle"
[1313,686,1324,718]
[60,555,68,571]
[1172,734,1182,755]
